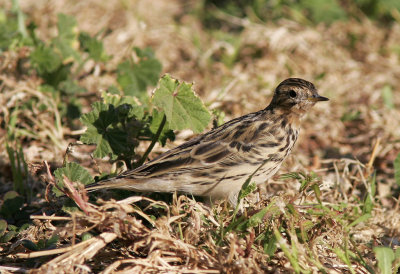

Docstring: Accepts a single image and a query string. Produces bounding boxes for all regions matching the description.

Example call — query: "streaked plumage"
[88,78,329,204]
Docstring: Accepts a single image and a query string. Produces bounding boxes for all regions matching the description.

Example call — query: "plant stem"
[137,114,167,167]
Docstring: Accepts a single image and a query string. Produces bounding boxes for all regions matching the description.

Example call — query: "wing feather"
[114,114,281,179]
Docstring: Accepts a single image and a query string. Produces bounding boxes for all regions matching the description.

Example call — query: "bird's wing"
[118,115,279,179]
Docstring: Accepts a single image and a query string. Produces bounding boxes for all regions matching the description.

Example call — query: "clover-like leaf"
[117,47,162,96]
[53,162,94,196]
[152,74,211,133]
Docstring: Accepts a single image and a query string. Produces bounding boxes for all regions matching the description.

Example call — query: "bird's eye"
[289,90,297,98]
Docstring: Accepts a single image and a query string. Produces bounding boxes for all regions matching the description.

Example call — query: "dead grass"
[1,0,400,273]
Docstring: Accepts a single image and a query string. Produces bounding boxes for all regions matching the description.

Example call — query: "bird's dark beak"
[308,94,329,102]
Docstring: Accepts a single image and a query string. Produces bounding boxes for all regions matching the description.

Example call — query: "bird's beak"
[308,94,329,102]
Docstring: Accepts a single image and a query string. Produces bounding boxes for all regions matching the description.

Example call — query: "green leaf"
[0,219,7,236]
[52,14,80,61]
[333,247,353,271]
[246,206,269,228]
[301,0,347,24]
[374,247,395,274]
[238,181,257,200]
[382,85,394,109]
[57,13,77,43]
[348,213,371,228]
[363,172,376,214]
[0,231,16,243]
[30,44,62,74]
[396,247,400,259]
[45,235,59,248]
[152,74,211,133]
[82,232,93,241]
[80,102,131,159]
[280,172,303,181]
[263,232,277,256]
[101,91,144,120]
[150,109,175,146]
[79,32,108,61]
[59,79,87,94]
[117,47,162,96]
[394,153,400,187]
[0,191,24,219]
[22,239,39,251]
[234,200,278,231]
[53,162,94,196]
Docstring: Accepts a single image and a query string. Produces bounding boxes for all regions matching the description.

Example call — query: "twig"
[365,137,380,177]
[30,215,72,221]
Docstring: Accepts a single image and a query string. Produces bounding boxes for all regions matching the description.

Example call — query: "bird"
[87,78,329,205]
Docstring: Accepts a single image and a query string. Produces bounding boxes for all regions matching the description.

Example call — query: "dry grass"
[1,0,400,273]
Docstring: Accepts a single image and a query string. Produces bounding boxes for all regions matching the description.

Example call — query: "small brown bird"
[88,78,328,205]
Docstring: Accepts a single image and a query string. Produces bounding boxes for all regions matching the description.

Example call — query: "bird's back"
[89,107,299,204]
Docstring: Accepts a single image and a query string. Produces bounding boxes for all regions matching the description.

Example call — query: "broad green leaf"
[117,47,162,96]
[30,45,62,74]
[396,247,400,259]
[101,91,144,119]
[152,74,211,133]
[53,162,94,196]
[79,32,108,61]
[374,247,395,274]
[382,85,394,109]
[394,153,400,187]
[53,14,80,61]
[80,102,132,159]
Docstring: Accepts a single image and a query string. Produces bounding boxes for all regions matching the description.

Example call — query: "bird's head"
[270,78,329,115]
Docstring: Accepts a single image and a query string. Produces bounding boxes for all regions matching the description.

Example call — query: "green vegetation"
[0,0,399,272]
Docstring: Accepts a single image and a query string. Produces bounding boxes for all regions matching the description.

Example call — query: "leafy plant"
[5,143,29,198]
[22,235,59,251]
[373,246,400,274]
[394,152,400,187]
[117,47,162,98]
[56,74,211,194]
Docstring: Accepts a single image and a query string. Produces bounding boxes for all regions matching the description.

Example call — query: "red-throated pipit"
[88,78,329,205]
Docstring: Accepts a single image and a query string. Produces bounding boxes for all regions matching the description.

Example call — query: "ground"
[0,0,400,273]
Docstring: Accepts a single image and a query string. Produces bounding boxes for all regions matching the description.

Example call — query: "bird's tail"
[85,176,131,192]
